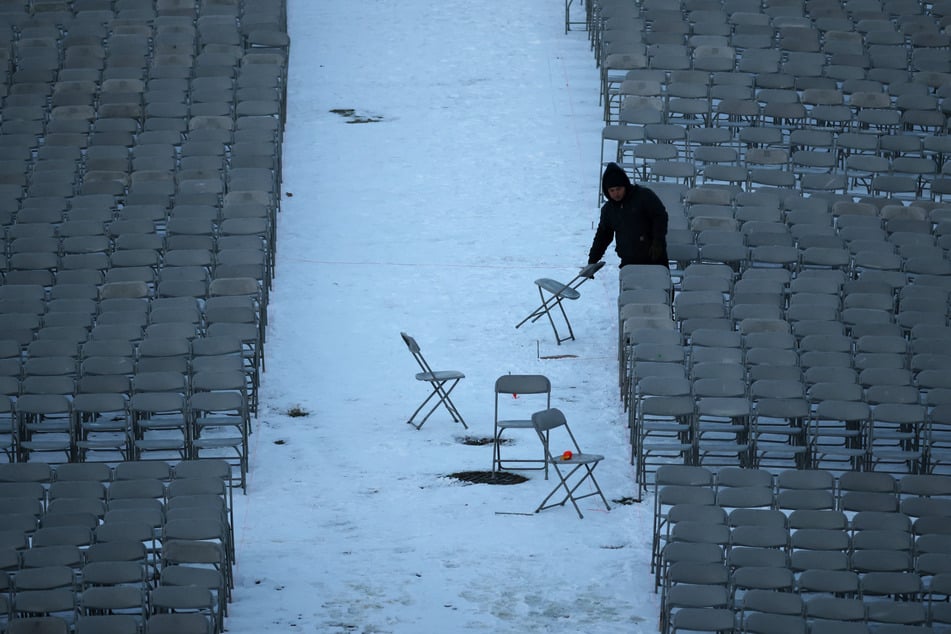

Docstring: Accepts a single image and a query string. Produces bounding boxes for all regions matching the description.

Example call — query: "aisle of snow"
[225,2,661,632]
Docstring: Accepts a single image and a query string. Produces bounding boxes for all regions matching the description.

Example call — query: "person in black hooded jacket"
[587,162,669,268]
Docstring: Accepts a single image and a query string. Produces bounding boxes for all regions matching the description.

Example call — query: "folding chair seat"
[399,333,467,430]
[529,408,610,519]
[515,262,605,345]
[491,374,551,475]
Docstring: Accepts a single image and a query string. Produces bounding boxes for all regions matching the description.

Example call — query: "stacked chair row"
[0,0,285,492]
[668,189,951,277]
[0,0,289,629]
[623,185,951,487]
[654,465,951,634]
[0,458,234,634]
[591,0,951,202]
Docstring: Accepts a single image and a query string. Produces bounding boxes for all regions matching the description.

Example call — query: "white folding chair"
[515,262,605,344]
[399,333,467,430]
[530,408,611,518]
[492,374,551,476]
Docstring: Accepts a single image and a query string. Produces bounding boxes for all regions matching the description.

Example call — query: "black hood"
[601,162,633,198]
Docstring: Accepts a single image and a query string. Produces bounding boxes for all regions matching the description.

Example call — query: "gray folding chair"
[515,262,605,345]
[399,333,467,430]
[492,374,551,475]
[530,408,611,518]
[188,387,249,491]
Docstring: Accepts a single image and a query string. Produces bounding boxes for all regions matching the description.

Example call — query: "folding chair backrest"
[495,375,550,398]
[400,332,430,372]
[495,375,551,426]
[532,407,568,434]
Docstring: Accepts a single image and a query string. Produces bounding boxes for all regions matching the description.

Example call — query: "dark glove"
[648,243,664,262]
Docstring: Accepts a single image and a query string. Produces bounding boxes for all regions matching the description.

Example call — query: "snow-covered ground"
[224,1,661,632]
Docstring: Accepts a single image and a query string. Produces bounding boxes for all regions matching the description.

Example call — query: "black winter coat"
[588,177,669,267]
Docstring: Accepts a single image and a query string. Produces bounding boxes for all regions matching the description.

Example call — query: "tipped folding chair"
[530,408,611,518]
[399,332,467,430]
[515,262,605,345]
[492,374,551,475]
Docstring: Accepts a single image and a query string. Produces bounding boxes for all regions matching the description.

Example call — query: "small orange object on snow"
[561,450,573,460]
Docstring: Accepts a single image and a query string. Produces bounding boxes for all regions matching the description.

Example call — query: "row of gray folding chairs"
[634,392,951,483]
[0,1,286,631]
[0,483,233,633]
[0,387,249,488]
[601,65,951,140]
[653,466,951,633]
[590,0,948,59]
[651,465,951,571]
